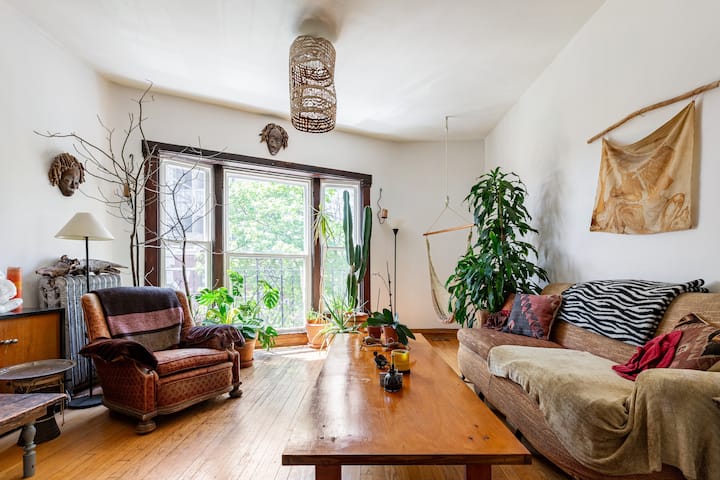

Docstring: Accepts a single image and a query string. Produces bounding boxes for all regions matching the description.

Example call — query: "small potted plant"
[364,308,415,346]
[305,309,329,349]
[195,270,280,367]
[317,294,360,345]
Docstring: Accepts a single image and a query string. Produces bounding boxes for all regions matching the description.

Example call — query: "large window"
[145,142,371,332]
[225,172,311,330]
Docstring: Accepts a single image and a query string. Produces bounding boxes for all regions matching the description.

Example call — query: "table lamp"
[56,212,114,408]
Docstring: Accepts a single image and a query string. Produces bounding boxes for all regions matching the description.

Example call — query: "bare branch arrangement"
[36,83,156,286]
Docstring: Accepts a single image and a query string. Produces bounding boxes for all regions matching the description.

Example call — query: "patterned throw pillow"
[669,313,720,371]
[483,294,515,330]
[555,279,708,347]
[502,294,562,340]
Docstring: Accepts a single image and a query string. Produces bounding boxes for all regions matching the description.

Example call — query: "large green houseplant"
[343,190,372,313]
[446,167,548,327]
[195,271,280,365]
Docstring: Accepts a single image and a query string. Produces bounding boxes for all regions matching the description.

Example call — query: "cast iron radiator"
[38,274,121,393]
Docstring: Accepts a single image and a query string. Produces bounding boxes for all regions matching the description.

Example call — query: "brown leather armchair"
[79,287,243,434]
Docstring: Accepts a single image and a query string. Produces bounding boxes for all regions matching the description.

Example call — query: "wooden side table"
[0,359,74,443]
[0,393,66,478]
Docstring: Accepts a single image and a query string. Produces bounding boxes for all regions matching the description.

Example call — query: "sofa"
[80,287,244,434]
[457,282,720,480]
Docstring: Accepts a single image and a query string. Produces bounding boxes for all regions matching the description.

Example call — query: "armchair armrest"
[80,338,158,370]
[180,325,244,350]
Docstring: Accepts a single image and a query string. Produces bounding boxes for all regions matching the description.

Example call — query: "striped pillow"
[556,279,707,346]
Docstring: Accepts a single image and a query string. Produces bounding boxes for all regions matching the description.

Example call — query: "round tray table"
[0,359,74,443]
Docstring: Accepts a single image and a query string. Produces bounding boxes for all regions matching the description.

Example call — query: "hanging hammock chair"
[423,116,474,323]
[424,207,473,324]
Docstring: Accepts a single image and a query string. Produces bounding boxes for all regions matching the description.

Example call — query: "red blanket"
[612,330,682,380]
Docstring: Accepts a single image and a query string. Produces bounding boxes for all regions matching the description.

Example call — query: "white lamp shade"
[55,212,114,241]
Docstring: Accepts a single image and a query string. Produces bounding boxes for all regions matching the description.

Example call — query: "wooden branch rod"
[586,79,720,144]
[422,223,474,237]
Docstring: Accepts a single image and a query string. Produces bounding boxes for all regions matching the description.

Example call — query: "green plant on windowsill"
[364,308,416,346]
[195,271,280,350]
[319,294,360,339]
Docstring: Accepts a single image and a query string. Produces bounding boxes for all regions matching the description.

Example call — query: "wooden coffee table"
[282,333,530,479]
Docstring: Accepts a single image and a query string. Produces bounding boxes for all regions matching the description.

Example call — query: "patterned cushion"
[502,294,562,340]
[669,313,720,371]
[483,294,515,330]
[555,279,708,347]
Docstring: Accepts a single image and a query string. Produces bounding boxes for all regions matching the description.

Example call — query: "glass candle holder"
[391,349,410,373]
[6,267,22,299]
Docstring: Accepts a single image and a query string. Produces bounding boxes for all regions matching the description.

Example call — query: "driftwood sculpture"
[35,255,127,277]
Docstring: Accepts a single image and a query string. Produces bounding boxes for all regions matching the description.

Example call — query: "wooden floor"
[0,336,569,480]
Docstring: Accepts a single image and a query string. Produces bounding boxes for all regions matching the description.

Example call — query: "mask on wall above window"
[259,123,289,156]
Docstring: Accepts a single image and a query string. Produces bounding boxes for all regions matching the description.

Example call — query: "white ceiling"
[10,0,603,141]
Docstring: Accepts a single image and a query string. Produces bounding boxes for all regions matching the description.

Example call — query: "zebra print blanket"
[555,279,707,346]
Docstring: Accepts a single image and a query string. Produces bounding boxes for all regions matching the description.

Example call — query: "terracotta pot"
[305,322,329,349]
[366,325,382,340]
[237,338,256,368]
[382,325,398,344]
[348,312,369,330]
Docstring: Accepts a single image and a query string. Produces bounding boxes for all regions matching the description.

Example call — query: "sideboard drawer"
[0,309,63,367]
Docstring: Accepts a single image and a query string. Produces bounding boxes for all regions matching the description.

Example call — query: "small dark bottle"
[383,363,403,393]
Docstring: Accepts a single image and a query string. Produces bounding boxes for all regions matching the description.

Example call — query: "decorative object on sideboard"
[55,212,114,409]
[0,272,23,313]
[259,123,288,156]
[48,153,85,197]
[289,34,336,133]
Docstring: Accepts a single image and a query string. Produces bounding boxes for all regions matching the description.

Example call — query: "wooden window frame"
[142,140,372,312]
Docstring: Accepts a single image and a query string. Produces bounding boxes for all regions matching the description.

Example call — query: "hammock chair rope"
[423,116,474,323]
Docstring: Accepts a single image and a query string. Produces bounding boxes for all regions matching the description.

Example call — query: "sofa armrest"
[180,325,244,350]
[635,368,720,407]
[80,338,158,370]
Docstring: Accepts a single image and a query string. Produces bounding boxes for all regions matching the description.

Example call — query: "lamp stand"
[392,228,398,317]
[68,236,102,409]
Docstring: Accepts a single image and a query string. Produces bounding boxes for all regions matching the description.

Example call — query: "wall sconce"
[376,188,388,224]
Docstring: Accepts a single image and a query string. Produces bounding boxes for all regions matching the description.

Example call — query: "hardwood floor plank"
[0,341,569,480]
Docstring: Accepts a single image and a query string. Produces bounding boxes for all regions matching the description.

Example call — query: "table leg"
[20,422,37,478]
[315,465,341,480]
[466,464,491,480]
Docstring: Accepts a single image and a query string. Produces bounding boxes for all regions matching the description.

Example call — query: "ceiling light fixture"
[289,34,336,133]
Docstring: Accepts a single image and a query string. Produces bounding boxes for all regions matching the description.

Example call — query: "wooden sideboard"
[0,308,64,368]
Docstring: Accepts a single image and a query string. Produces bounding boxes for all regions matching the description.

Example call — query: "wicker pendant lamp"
[289,35,336,133]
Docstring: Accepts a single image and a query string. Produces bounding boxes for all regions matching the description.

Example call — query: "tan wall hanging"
[590,102,695,234]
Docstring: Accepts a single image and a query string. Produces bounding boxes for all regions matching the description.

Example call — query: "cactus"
[343,190,372,310]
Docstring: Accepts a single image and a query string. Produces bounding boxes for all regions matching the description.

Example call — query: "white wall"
[484,0,720,290]
[0,2,114,307]
[103,85,484,329]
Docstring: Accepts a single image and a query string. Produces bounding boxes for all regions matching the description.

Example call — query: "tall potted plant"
[195,271,280,367]
[343,190,372,325]
[446,167,548,327]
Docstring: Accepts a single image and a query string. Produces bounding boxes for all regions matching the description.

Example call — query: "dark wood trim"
[212,164,225,289]
[145,141,372,186]
[311,178,322,311]
[142,142,160,286]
